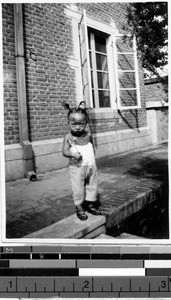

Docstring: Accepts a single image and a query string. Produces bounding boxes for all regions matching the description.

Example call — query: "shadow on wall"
[89,107,141,149]
[118,109,140,132]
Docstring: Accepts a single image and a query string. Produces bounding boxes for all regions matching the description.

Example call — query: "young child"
[62,101,101,220]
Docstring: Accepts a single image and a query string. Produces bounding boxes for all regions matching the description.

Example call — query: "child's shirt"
[67,131,96,166]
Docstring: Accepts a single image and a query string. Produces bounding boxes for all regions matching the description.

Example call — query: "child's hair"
[62,101,88,122]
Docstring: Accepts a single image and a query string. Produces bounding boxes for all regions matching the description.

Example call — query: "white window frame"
[113,34,141,110]
[78,10,93,108]
[78,9,141,111]
[88,30,111,109]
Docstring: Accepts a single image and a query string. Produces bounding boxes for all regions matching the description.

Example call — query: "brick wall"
[3,3,148,146]
[144,77,168,103]
[3,4,20,145]
[23,3,76,141]
[77,3,130,32]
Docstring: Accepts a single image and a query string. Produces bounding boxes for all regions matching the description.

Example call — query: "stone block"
[35,153,68,174]
[32,138,63,156]
[24,213,106,239]
[5,144,23,161]
[5,159,25,181]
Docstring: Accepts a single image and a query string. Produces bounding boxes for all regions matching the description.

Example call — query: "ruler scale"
[0,276,171,297]
[1,246,171,297]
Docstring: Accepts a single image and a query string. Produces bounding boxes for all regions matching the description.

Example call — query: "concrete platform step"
[104,181,163,228]
[24,213,106,239]
[24,181,163,240]
[118,233,147,239]
[95,233,146,239]
[95,234,117,239]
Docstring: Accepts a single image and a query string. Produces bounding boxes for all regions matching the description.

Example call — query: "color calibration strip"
[1,246,171,297]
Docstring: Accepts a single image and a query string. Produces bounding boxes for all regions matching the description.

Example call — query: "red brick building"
[3,3,152,181]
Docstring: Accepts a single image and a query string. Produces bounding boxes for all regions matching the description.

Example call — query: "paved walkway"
[5,143,168,239]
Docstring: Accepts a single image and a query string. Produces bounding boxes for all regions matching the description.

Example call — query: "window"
[88,30,110,108]
[79,9,141,110]
[113,35,141,109]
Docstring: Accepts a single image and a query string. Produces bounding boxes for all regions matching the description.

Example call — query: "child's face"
[69,113,87,136]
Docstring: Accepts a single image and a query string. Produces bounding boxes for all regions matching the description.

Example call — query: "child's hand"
[72,152,82,161]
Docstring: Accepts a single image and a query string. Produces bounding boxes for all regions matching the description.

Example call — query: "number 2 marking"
[84,281,89,289]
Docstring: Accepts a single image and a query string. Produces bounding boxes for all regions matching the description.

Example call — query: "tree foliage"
[127,2,168,77]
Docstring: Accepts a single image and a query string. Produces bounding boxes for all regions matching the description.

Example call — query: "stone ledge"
[89,109,115,119]
[96,233,146,239]
[5,127,152,180]
[32,138,64,156]
[104,182,163,228]
[94,127,151,144]
[23,181,163,240]
[146,101,168,109]
[5,144,23,161]
[24,213,106,239]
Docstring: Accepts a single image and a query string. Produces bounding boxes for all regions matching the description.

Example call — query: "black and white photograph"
[0,1,169,241]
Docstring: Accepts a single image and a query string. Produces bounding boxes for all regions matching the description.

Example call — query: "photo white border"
[0,0,170,246]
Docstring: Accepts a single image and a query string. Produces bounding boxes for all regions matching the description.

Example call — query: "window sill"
[88,108,115,119]
[117,106,141,110]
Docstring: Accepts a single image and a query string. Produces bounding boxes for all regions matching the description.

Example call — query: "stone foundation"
[5,127,152,181]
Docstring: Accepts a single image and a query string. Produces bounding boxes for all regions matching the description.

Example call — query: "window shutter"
[78,9,93,108]
[113,34,141,110]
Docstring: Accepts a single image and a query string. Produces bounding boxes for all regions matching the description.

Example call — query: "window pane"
[116,37,133,52]
[96,54,108,71]
[95,35,106,53]
[89,51,92,68]
[88,32,91,49]
[118,72,136,88]
[97,72,109,89]
[91,71,94,88]
[120,90,138,107]
[118,54,134,70]
[99,91,110,107]
[92,89,95,107]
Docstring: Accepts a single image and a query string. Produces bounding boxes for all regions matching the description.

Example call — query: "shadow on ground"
[125,156,168,182]
[107,155,169,239]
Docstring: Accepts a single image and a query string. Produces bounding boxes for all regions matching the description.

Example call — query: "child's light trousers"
[69,164,97,206]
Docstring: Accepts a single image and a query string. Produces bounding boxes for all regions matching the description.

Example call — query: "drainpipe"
[14,4,36,181]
